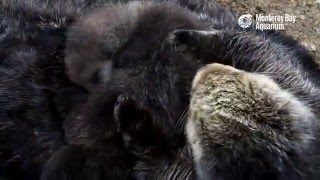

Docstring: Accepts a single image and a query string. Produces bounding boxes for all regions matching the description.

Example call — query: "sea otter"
[129,62,319,180]
[1,0,319,179]
[187,63,316,180]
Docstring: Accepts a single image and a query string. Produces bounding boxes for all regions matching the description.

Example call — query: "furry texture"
[187,63,316,180]
[168,28,320,179]
[0,0,319,179]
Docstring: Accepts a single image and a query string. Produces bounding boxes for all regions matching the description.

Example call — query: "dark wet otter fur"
[0,0,319,179]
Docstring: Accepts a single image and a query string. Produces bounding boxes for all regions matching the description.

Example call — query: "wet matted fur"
[187,63,316,180]
[0,0,319,179]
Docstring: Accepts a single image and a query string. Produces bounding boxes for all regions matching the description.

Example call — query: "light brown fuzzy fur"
[187,63,315,179]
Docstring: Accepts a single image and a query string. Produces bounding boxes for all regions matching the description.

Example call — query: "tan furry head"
[187,63,315,179]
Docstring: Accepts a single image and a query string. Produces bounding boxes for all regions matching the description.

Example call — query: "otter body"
[0,0,319,179]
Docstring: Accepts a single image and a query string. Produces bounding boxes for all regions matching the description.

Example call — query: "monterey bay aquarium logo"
[238,13,296,31]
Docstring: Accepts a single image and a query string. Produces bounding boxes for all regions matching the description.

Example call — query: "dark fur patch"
[1,0,319,179]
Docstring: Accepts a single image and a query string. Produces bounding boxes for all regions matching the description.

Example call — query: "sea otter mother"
[1,0,319,179]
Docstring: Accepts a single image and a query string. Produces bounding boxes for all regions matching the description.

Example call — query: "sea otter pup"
[187,63,316,180]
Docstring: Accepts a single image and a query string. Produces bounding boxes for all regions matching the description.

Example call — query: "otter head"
[64,1,204,152]
[187,63,315,180]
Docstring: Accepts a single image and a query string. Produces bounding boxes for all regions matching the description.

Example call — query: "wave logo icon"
[238,14,253,28]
